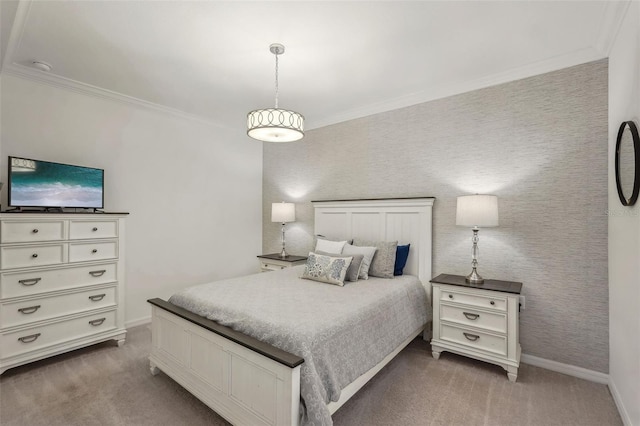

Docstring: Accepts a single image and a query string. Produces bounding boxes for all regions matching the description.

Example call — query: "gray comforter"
[169,265,429,426]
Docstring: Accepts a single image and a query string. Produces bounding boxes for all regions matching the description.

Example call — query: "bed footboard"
[148,299,304,426]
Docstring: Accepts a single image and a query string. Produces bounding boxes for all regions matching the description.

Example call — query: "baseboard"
[608,377,633,426]
[125,316,151,329]
[521,353,608,384]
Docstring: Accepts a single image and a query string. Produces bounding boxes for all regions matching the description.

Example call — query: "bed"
[148,198,435,426]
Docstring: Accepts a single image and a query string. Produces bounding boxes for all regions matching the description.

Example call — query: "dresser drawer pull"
[89,270,106,277]
[463,312,480,320]
[490,301,495,306]
[91,249,98,254]
[19,277,42,286]
[463,332,480,342]
[18,333,41,343]
[32,253,38,258]
[32,228,39,234]
[89,318,106,326]
[18,305,41,314]
[89,294,106,302]
[448,294,453,299]
[92,227,98,231]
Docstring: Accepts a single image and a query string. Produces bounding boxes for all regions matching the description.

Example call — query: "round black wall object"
[615,120,640,206]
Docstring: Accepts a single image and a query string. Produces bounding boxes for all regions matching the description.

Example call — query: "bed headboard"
[312,197,435,301]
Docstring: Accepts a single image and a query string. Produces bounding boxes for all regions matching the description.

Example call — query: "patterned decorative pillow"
[314,238,348,254]
[301,252,353,286]
[342,243,377,280]
[316,250,364,282]
[352,239,398,279]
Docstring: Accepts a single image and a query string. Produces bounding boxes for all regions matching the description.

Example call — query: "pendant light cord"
[274,52,279,109]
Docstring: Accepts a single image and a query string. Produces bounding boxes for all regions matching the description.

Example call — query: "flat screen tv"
[8,156,104,209]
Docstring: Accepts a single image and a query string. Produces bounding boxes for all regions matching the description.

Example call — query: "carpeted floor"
[0,325,622,426]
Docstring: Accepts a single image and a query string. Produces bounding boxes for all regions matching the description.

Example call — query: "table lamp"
[456,194,499,284]
[272,202,295,258]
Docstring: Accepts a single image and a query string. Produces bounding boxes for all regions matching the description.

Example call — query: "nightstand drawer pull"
[19,277,42,286]
[89,270,106,277]
[18,333,41,343]
[89,318,106,326]
[32,229,39,234]
[448,294,453,299]
[463,332,480,342]
[91,249,98,254]
[18,305,41,314]
[32,253,38,258]
[92,227,98,231]
[490,301,495,306]
[463,312,479,320]
[89,294,106,302]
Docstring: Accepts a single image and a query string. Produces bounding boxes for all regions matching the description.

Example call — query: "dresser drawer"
[440,323,507,356]
[440,288,507,312]
[1,310,117,358]
[440,303,507,334]
[1,287,117,329]
[0,220,65,244]
[69,241,117,263]
[70,220,118,240]
[0,244,66,270]
[0,263,117,299]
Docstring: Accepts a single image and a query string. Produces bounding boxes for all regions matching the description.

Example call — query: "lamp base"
[465,268,484,284]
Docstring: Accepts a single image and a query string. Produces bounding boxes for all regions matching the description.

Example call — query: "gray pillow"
[316,250,364,282]
[342,243,377,280]
[352,239,398,279]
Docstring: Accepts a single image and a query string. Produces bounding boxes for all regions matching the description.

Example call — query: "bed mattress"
[169,265,428,426]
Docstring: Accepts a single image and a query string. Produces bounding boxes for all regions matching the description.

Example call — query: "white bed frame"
[148,198,434,426]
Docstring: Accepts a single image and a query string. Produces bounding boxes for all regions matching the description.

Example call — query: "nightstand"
[430,273,522,382]
[257,253,307,272]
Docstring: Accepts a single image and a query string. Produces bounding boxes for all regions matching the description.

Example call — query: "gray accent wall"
[263,60,608,373]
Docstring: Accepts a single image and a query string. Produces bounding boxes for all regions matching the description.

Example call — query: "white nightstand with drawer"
[257,253,307,272]
[430,273,522,382]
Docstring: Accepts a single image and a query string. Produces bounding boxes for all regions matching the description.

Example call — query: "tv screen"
[8,156,104,209]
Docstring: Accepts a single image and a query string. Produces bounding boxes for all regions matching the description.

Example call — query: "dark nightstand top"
[257,253,308,263]
[430,273,522,294]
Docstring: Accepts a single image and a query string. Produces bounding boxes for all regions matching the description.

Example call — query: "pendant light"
[247,43,304,142]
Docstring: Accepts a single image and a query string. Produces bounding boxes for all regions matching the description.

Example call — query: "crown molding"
[307,46,606,130]
[594,0,632,56]
[2,63,226,128]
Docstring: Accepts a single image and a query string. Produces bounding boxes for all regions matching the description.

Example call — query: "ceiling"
[0,1,629,131]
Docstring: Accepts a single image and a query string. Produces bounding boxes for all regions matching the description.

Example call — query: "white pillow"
[315,238,347,254]
[342,243,377,279]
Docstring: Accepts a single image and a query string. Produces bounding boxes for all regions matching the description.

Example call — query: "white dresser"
[430,274,522,382]
[0,213,127,375]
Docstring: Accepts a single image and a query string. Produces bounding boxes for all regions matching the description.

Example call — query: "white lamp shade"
[271,202,295,223]
[456,195,499,227]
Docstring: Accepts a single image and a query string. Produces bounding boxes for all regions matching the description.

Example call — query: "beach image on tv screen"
[10,158,103,208]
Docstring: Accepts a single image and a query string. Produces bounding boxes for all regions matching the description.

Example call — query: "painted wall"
[608,2,640,425]
[0,74,263,325]
[263,60,609,373]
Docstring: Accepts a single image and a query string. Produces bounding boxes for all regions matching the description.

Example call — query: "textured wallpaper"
[263,60,609,373]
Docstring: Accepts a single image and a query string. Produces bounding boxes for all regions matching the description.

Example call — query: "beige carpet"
[0,325,622,426]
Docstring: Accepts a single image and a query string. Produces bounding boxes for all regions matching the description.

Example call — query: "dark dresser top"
[257,253,308,262]
[430,273,522,294]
